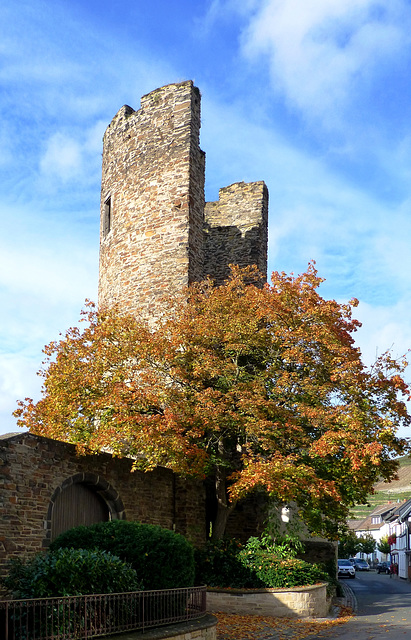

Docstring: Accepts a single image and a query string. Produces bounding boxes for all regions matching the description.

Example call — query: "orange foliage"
[14,263,411,538]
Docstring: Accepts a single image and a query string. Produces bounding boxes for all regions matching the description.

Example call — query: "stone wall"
[0,433,206,578]
[0,433,268,578]
[206,584,330,619]
[204,181,268,285]
[224,490,268,543]
[298,540,338,567]
[105,614,217,640]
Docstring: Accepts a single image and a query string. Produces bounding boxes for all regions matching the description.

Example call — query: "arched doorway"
[51,482,110,540]
[45,473,126,544]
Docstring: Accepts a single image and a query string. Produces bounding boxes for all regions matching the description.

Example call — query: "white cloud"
[38,119,107,186]
[355,299,411,365]
[0,354,41,435]
[0,355,42,410]
[352,300,411,439]
[0,194,99,435]
[40,133,83,181]
[0,245,96,303]
[240,0,411,122]
[202,0,259,23]
[85,120,108,154]
[0,241,98,435]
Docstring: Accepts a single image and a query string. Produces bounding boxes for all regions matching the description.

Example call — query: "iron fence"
[0,585,206,640]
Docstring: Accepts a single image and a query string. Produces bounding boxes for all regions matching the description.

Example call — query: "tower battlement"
[204,181,268,285]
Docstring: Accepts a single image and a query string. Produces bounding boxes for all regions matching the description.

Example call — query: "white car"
[338,559,355,578]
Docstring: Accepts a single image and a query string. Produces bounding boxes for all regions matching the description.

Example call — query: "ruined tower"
[98,80,268,319]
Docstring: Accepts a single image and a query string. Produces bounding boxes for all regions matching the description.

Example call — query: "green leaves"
[3,548,141,598]
[194,535,328,589]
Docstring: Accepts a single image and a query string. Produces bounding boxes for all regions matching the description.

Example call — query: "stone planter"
[207,583,330,619]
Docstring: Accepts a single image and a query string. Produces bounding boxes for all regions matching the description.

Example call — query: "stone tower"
[98,80,268,319]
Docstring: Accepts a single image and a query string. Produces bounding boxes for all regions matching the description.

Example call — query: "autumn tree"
[15,264,411,540]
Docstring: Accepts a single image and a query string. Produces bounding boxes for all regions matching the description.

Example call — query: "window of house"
[371,516,381,524]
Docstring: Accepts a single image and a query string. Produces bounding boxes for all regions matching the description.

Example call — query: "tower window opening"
[104,196,111,236]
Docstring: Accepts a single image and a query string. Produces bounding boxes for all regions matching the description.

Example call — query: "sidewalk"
[105,584,356,640]
[215,583,356,640]
[332,581,357,615]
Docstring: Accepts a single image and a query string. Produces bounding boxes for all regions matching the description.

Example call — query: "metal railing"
[0,585,207,640]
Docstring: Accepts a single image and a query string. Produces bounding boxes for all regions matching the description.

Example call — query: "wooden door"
[51,483,109,540]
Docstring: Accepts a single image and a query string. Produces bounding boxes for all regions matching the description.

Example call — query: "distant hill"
[349,456,411,521]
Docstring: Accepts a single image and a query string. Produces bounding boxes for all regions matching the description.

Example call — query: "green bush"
[239,535,328,589]
[240,552,328,588]
[50,520,195,590]
[3,548,142,598]
[318,558,339,595]
[194,538,262,588]
[195,536,328,590]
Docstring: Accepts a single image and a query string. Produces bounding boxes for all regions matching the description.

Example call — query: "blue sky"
[1,0,411,436]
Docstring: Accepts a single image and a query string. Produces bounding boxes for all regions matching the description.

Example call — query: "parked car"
[377,561,390,574]
[349,558,370,571]
[338,559,356,579]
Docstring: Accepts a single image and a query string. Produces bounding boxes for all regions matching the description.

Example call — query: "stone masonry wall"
[98,80,205,323]
[206,583,330,619]
[204,181,269,285]
[0,433,206,579]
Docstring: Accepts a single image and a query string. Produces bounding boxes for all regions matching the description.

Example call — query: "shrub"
[239,535,328,589]
[246,531,305,559]
[50,520,195,590]
[3,548,142,598]
[195,535,328,590]
[194,539,262,588]
[319,558,339,595]
[240,552,328,588]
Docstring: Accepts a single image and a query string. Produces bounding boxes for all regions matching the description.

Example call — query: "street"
[325,570,411,640]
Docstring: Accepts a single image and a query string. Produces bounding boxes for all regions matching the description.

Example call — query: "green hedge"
[50,520,195,590]
[3,548,141,598]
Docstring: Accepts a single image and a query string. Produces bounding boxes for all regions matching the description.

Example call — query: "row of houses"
[351,499,411,580]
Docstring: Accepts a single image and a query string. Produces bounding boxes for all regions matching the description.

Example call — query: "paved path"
[311,572,411,640]
[107,574,411,640]
[217,573,411,640]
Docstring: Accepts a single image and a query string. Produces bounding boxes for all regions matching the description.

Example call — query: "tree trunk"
[212,500,230,541]
[211,457,236,540]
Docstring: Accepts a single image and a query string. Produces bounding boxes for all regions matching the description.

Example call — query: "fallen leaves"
[215,606,353,640]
